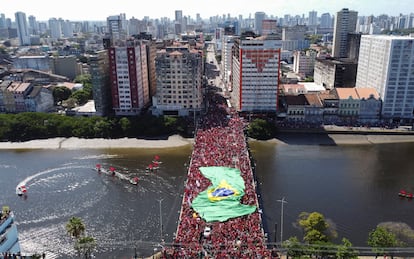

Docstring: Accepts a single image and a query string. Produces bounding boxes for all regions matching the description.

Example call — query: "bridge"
[162,93,273,258]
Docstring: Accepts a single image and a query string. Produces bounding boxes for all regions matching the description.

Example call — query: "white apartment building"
[221,35,235,90]
[153,45,203,116]
[356,35,414,123]
[231,37,282,112]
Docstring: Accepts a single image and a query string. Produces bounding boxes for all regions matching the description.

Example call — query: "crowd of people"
[162,94,274,258]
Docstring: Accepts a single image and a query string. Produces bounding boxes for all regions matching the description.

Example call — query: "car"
[203,226,211,238]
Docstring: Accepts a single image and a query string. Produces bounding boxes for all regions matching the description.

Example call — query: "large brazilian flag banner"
[191,166,257,222]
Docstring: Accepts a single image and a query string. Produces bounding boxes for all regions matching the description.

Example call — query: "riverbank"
[1,132,414,150]
[267,132,414,146]
[0,134,194,150]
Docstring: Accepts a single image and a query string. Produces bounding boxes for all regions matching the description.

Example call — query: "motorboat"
[398,190,413,199]
[130,177,139,185]
[16,186,27,196]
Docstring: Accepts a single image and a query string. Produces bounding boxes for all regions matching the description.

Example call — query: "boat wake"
[15,165,90,193]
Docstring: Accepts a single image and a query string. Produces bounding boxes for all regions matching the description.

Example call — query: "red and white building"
[108,40,150,116]
[231,36,282,113]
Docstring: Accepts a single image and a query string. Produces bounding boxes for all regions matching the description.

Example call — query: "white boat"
[129,177,139,185]
[16,186,27,196]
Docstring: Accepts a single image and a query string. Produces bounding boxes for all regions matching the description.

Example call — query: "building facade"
[90,50,111,116]
[332,8,358,58]
[254,12,266,35]
[356,35,414,123]
[293,50,316,77]
[231,37,281,113]
[108,40,150,116]
[15,12,30,46]
[221,35,235,90]
[153,45,203,116]
[107,14,127,45]
[313,58,358,89]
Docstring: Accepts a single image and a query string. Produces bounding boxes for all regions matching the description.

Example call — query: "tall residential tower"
[332,8,358,58]
[15,12,30,45]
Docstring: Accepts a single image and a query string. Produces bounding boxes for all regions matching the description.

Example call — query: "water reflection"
[251,141,414,246]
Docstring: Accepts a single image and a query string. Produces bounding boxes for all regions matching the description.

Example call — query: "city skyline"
[2,0,414,21]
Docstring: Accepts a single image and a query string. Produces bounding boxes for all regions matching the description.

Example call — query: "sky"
[1,0,412,21]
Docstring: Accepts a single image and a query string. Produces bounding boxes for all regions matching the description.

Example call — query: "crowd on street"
[162,93,273,258]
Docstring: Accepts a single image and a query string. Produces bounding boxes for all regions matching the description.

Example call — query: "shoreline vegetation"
[2,131,414,150]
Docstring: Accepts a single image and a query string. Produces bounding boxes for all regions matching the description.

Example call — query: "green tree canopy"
[368,226,402,257]
[66,216,86,239]
[75,236,96,259]
[298,211,337,244]
[247,118,275,140]
[336,238,358,259]
[53,86,72,105]
[282,236,306,258]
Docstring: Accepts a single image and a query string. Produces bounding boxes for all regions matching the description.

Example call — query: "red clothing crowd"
[163,95,274,258]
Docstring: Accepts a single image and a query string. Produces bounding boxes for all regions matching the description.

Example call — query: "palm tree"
[66,217,85,239]
[76,236,96,259]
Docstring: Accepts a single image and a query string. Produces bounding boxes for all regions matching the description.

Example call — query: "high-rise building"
[221,35,236,89]
[153,45,203,116]
[356,35,414,123]
[15,12,30,45]
[48,18,62,40]
[108,40,150,115]
[61,20,73,38]
[332,8,358,58]
[28,15,38,35]
[308,10,318,27]
[175,10,183,23]
[175,10,183,34]
[254,12,266,35]
[89,50,111,116]
[231,37,282,112]
[261,19,278,35]
[320,13,332,28]
[107,14,127,45]
[0,14,6,29]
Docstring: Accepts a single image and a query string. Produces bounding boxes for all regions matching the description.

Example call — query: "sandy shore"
[1,133,414,150]
[0,134,194,150]
[268,133,414,145]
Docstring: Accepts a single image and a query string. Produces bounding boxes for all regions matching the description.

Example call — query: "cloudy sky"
[2,0,411,21]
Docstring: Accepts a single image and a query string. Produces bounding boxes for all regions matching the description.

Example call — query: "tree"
[247,118,275,140]
[66,217,96,258]
[336,238,358,259]
[66,216,85,239]
[282,236,306,258]
[298,211,337,244]
[53,86,72,105]
[368,226,401,258]
[71,90,90,106]
[75,236,96,259]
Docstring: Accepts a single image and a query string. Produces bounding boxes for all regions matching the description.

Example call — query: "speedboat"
[16,186,27,196]
[130,177,139,185]
[398,190,413,199]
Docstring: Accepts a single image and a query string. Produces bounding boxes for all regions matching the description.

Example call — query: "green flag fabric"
[191,166,257,222]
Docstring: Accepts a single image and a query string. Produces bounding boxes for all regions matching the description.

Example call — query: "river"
[1,139,414,258]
